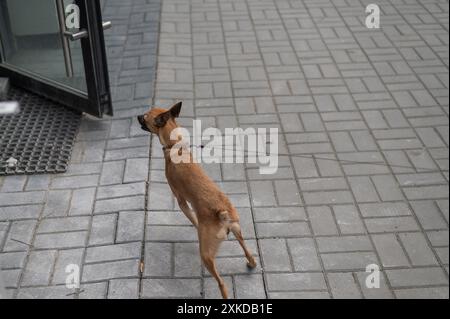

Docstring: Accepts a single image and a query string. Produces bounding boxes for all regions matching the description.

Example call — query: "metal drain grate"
[0,86,82,175]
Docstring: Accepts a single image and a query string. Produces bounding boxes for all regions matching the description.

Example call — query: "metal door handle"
[55,0,74,78]
[64,30,88,41]
[55,0,112,77]
[102,21,112,30]
[64,21,112,41]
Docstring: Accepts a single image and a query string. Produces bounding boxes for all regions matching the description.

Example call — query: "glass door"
[0,0,112,117]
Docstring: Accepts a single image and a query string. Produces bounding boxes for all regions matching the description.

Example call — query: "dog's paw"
[247,260,257,269]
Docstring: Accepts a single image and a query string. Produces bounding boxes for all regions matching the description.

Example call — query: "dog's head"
[137,101,182,134]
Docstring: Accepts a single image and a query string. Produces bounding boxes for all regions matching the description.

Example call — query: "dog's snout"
[138,115,151,132]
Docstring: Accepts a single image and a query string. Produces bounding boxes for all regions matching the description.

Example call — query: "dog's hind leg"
[230,223,257,269]
[198,224,228,299]
[177,197,198,228]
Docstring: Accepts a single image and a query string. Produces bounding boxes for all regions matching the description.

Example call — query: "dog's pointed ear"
[170,101,182,118]
[154,111,171,128]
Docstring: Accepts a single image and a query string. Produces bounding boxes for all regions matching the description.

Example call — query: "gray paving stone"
[82,259,139,282]
[256,222,310,238]
[435,248,449,265]
[436,200,449,224]
[17,285,74,299]
[298,177,347,192]
[321,252,379,271]
[108,279,140,299]
[100,161,126,185]
[398,232,439,266]
[317,236,373,253]
[410,201,448,230]
[85,242,141,264]
[144,242,172,277]
[427,230,449,247]
[350,131,378,151]
[34,232,87,249]
[234,274,266,299]
[0,205,42,221]
[355,271,394,299]
[348,176,379,203]
[394,287,449,299]
[79,282,108,299]
[124,158,149,183]
[95,195,145,213]
[3,220,37,252]
[25,175,51,191]
[38,217,90,233]
[287,238,322,272]
[269,291,330,299]
[89,214,117,246]
[386,268,448,288]
[303,190,353,205]
[141,278,202,298]
[253,207,307,222]
[69,188,96,216]
[274,180,302,206]
[0,176,27,192]
[204,276,234,299]
[117,211,145,242]
[0,191,45,206]
[249,181,277,207]
[1,269,20,288]
[51,248,84,285]
[174,242,201,277]
[105,147,149,161]
[0,221,7,246]
[328,272,362,299]
[42,190,71,217]
[359,202,412,218]
[307,206,339,236]
[64,163,102,176]
[372,234,410,268]
[97,182,146,200]
[365,216,420,233]
[397,173,447,187]
[266,273,327,292]
[147,183,175,210]
[371,175,404,201]
[146,225,197,241]
[260,239,291,272]
[0,251,27,269]
[21,250,56,286]
[147,211,191,226]
[332,205,366,234]
[107,137,149,151]
[51,175,99,190]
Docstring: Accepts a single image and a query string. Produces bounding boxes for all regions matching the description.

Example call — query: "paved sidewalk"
[0,0,449,299]
[147,0,449,299]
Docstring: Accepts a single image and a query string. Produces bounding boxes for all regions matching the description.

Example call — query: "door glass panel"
[0,0,86,93]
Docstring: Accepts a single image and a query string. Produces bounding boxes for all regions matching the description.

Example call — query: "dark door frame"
[0,0,112,117]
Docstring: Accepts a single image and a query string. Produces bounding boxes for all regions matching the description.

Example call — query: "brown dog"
[138,102,256,299]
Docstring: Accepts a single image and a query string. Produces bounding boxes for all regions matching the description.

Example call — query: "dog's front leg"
[177,197,198,228]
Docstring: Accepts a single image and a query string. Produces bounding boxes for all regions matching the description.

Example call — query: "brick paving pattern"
[0,0,448,299]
